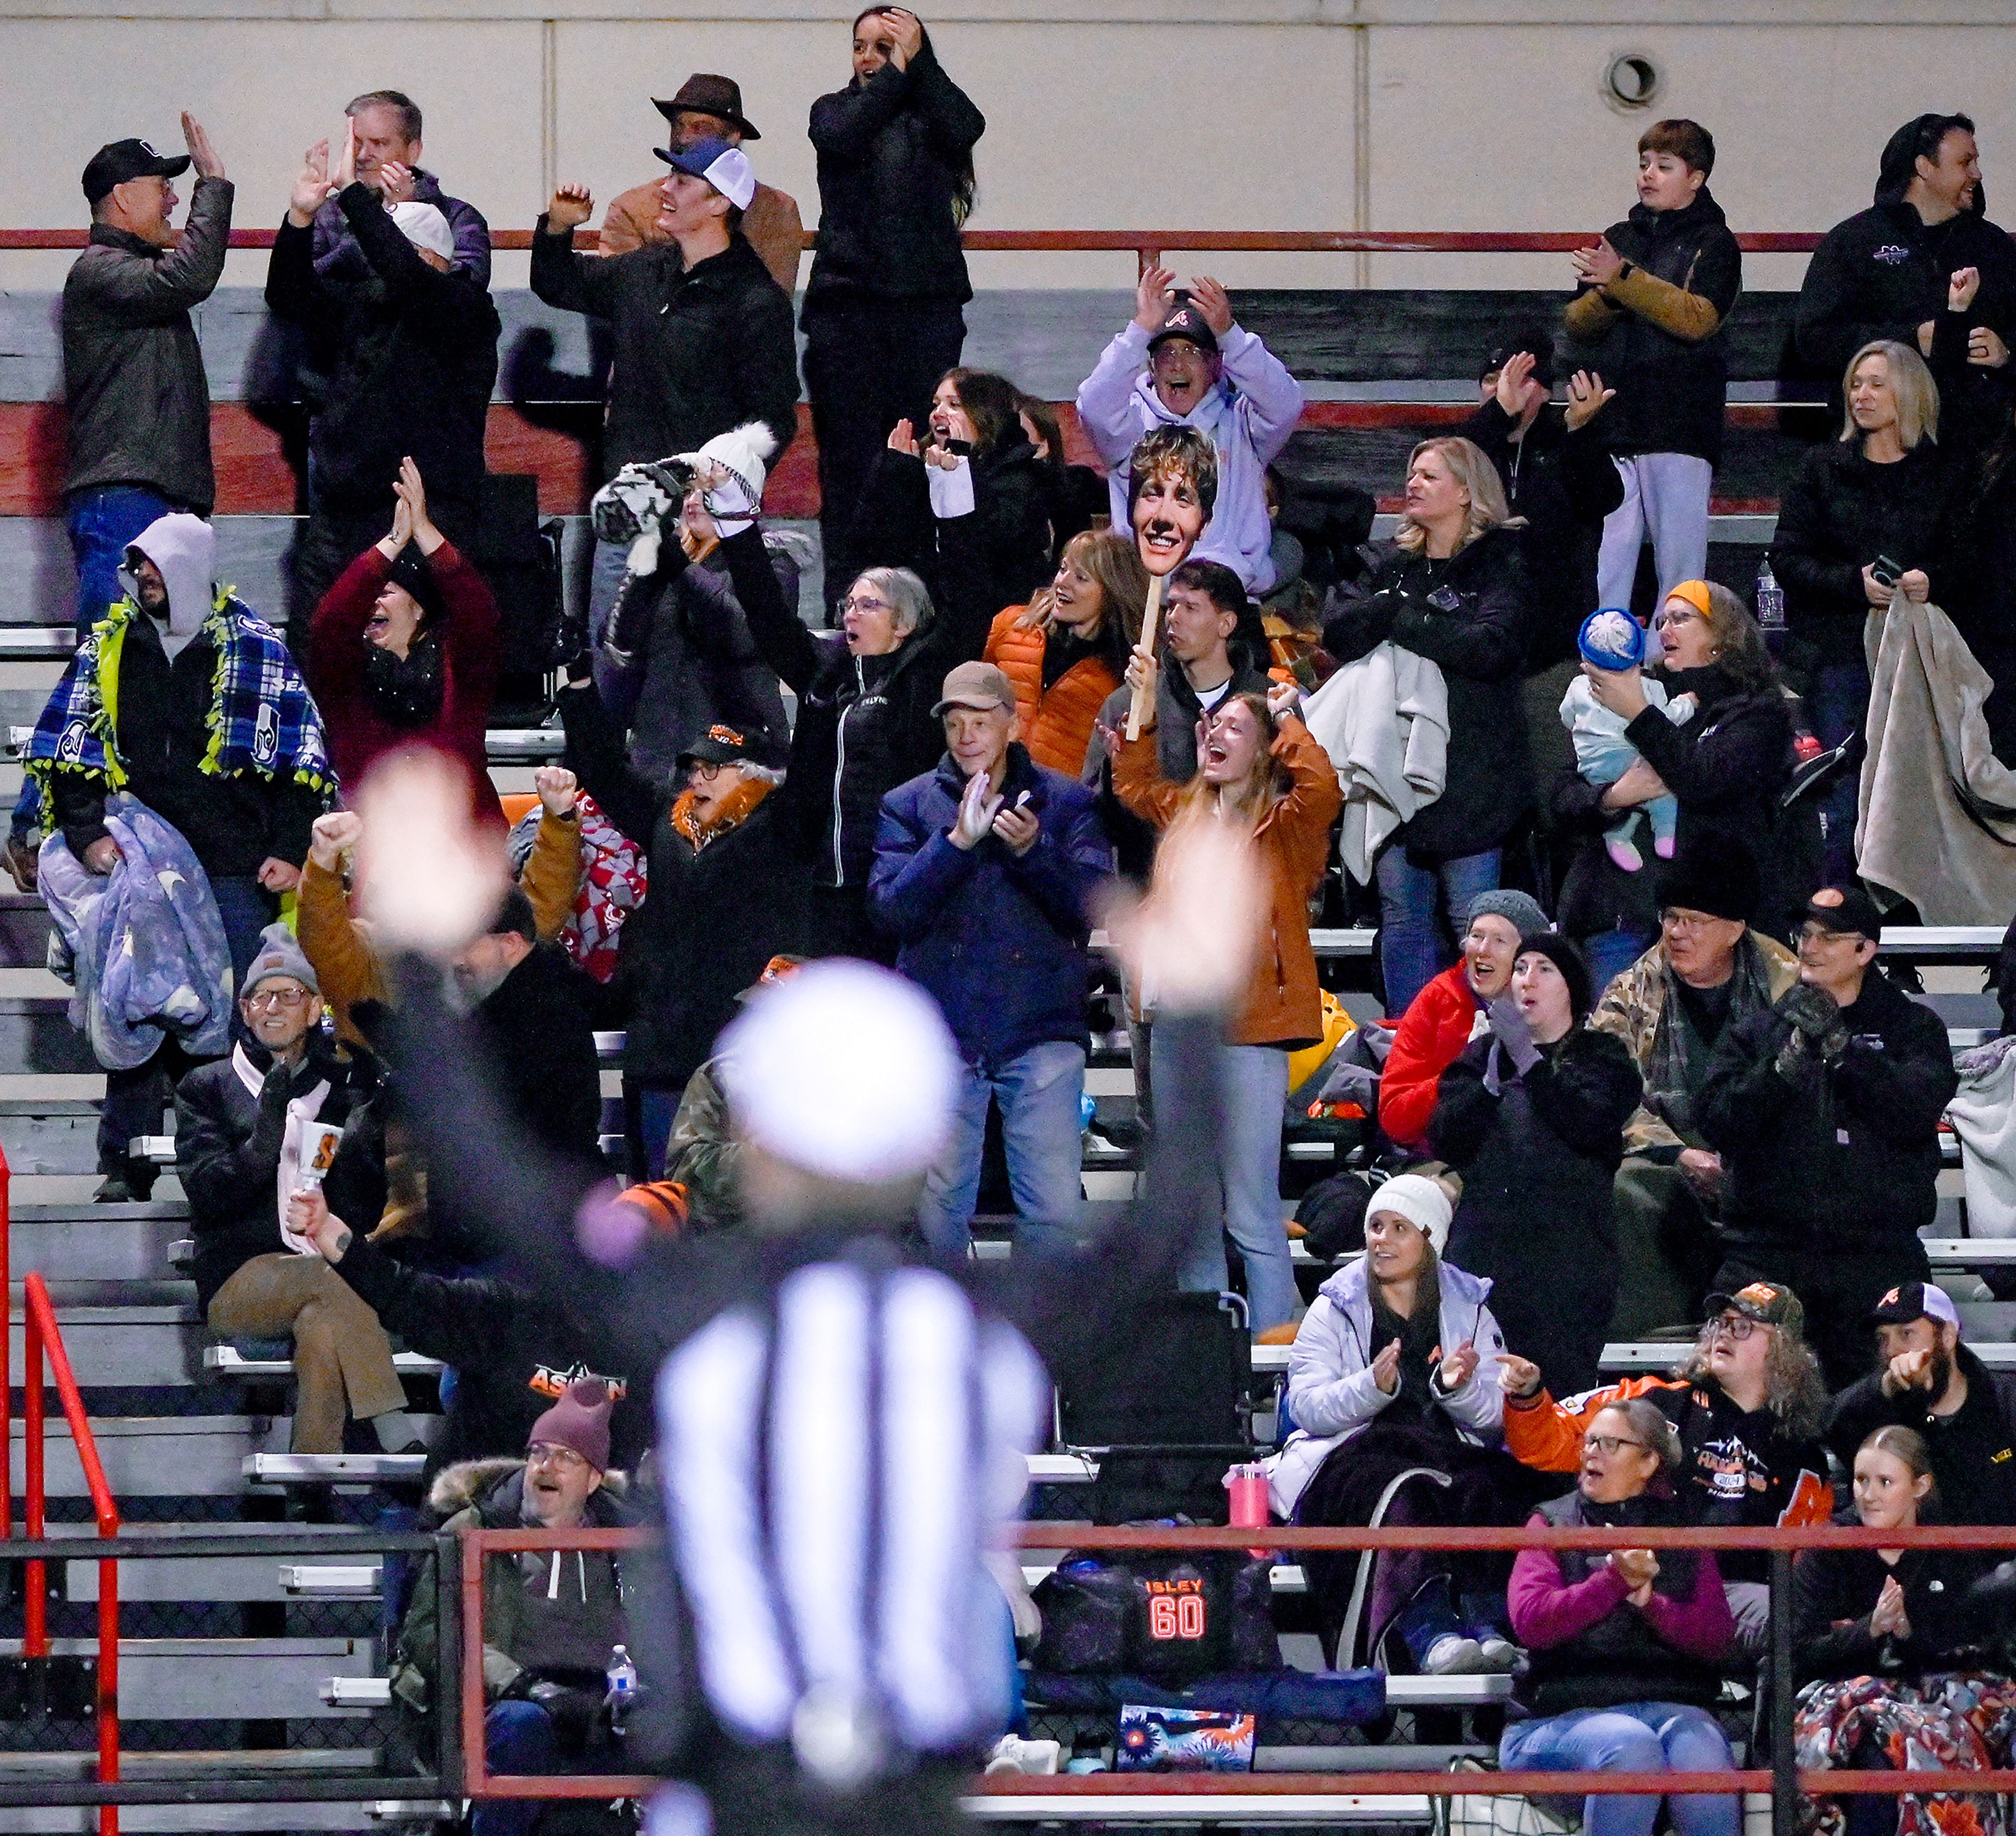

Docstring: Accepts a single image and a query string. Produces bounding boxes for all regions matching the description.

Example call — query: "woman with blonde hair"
[983,529,1147,775]
[1769,335,1949,880]
[1323,435,1534,1014]
[1108,670,1343,1333]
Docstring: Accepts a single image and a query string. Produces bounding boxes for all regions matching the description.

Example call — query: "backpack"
[1031,1536,1278,1682]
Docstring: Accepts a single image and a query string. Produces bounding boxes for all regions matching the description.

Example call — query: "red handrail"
[20,1267,121,1836]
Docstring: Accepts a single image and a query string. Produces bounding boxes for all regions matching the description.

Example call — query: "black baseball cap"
[82,139,191,206]
[1801,884,1885,942]
[1868,1280,1961,1332]
[678,721,785,770]
[1148,297,1219,357]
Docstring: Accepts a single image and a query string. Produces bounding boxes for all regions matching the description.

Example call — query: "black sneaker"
[93,1167,155,1204]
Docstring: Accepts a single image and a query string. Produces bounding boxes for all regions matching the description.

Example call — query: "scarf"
[25,593,337,827]
[363,631,446,728]
[668,774,770,851]
[231,1042,337,1254]
[1644,938,1781,1138]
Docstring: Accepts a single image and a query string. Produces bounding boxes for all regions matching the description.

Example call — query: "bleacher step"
[6,1204,189,1281]
[0,1638,376,1720]
[8,1300,199,1388]
[38,1521,383,1604]
[6,1415,282,1497]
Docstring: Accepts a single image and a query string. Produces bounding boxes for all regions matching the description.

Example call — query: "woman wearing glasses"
[1553,580,1799,993]
[1502,1396,1742,1836]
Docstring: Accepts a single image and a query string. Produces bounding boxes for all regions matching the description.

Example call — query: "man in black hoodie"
[1563,118,1740,615]
[1825,1281,2016,1526]
[1796,112,2016,421]
[1696,885,1959,1388]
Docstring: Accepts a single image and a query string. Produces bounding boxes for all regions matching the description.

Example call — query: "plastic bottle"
[1755,558,1786,638]
[605,1644,637,1733]
[1224,1462,1271,1559]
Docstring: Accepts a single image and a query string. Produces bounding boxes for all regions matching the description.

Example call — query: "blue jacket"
[869,745,1111,1071]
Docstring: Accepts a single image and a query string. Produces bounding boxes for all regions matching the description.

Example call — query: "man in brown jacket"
[596,74,803,295]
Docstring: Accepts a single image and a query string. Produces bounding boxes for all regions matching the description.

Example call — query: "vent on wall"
[1603,51,1662,112]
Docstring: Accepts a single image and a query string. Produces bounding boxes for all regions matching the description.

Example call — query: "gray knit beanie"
[1465,888,1548,939]
[244,922,319,998]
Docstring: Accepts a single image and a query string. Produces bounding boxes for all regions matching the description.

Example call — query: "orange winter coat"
[984,606,1121,779]
[1112,716,1343,1048]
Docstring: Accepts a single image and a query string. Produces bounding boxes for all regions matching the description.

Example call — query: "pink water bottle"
[1224,1463,1270,1559]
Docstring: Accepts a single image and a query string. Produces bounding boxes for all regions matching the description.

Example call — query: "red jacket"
[309,540,502,827]
[1378,962,1480,1150]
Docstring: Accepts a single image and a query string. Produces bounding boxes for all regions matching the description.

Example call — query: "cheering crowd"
[31,16,2016,1831]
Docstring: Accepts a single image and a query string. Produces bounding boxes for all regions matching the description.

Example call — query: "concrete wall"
[3,3,2014,293]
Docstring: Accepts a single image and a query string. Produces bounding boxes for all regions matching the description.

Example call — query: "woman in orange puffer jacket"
[984,529,1147,777]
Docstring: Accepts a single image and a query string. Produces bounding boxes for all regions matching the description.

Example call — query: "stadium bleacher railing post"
[1771,1546,1798,1832]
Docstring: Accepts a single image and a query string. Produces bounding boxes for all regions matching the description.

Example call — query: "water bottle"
[605,1644,637,1734]
[1224,1462,1271,1559]
[1755,558,1786,640]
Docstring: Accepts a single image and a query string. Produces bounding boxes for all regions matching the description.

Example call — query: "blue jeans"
[1155,1034,1299,1333]
[1581,924,1660,999]
[68,485,175,636]
[1374,845,1503,1020]
[474,1699,560,1836]
[919,1041,1086,1257]
[1500,1700,1739,1836]
[1808,656,1872,885]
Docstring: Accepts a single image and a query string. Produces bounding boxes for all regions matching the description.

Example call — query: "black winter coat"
[1697,966,1957,1262]
[265,183,499,516]
[1825,1342,2016,1529]
[50,610,324,878]
[530,228,798,481]
[329,1234,651,1477]
[850,431,1055,638]
[1793,1523,1990,1683]
[468,945,603,1165]
[723,524,986,890]
[1928,437,2016,761]
[559,678,804,1093]
[1466,397,1623,669]
[804,40,984,307]
[1771,439,1955,666]
[1323,528,1532,859]
[1564,190,1741,465]
[1553,663,1793,940]
[177,1038,386,1310]
[1431,1022,1642,1395]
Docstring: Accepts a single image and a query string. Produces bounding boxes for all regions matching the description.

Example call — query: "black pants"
[801,296,966,618]
[1713,1242,1928,1392]
[702,1746,966,1836]
[804,882,897,967]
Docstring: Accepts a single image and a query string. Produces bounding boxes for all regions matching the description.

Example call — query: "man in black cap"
[1796,113,2016,418]
[1697,884,1959,1387]
[1467,326,1623,669]
[1825,1279,2016,1526]
[1591,848,1799,1336]
[597,75,804,294]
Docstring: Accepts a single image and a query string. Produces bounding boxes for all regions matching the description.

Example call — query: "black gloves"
[1777,980,1850,1074]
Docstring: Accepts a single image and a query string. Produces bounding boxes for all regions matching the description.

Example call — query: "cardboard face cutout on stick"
[1125,473,1211,740]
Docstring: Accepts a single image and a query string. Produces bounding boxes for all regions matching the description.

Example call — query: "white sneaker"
[1422,1634,1486,1675]
[1475,1634,1519,1671]
[985,1736,1061,1776]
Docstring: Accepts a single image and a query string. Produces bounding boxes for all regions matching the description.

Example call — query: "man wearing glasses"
[1590,847,1798,1338]
[176,924,415,1459]
[1695,884,1957,1388]
[1500,1280,1833,1653]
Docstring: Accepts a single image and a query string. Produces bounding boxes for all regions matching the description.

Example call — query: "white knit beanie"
[684,421,779,512]
[388,202,455,264]
[1368,1173,1453,1256]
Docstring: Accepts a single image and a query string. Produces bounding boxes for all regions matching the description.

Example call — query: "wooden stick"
[1125,573,1167,742]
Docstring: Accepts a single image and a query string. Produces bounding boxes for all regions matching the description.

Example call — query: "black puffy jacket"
[803,39,984,307]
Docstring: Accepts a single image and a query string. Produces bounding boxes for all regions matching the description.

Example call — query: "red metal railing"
[16,1250,122,1836]
[456,1517,2016,1824]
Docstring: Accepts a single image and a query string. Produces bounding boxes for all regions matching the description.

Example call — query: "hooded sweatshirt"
[1075,320,1305,594]
[127,511,214,660]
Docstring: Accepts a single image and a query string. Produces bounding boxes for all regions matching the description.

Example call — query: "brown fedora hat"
[653,72,760,141]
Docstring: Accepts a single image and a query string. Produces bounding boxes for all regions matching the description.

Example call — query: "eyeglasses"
[1709,1314,1759,1341]
[1661,910,1722,933]
[690,760,729,780]
[841,595,893,616]
[1798,924,1864,947]
[244,987,314,1012]
[1653,607,1700,631]
[1582,1434,1650,1457]
[526,1442,587,1471]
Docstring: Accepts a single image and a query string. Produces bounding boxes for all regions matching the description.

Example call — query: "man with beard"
[309,456,502,830]
[1825,1281,2016,1525]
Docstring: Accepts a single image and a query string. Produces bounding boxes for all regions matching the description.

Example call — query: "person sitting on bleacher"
[1270,1173,1538,1676]
[1502,1396,1742,1836]
[307,456,501,832]
[1378,888,1546,1155]
[387,1379,633,1836]
[1696,885,1958,1390]
[1500,1281,1832,1655]
[1824,1282,2016,1528]
[177,924,420,1457]
[1792,1425,2013,1836]
[1590,848,1797,1341]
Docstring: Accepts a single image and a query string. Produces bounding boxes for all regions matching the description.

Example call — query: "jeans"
[68,485,176,636]
[98,875,275,1171]
[1374,845,1503,1019]
[474,1699,561,1836]
[1154,1034,1299,1333]
[1499,1699,1739,1836]
[1580,924,1659,998]
[624,1077,683,1184]
[919,1041,1086,1257]
[1808,655,1873,884]
[1597,454,1713,614]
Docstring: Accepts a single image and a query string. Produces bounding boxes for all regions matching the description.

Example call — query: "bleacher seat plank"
[244,1452,426,1484]
[0,1638,375,1720]
[964,1790,1434,1823]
